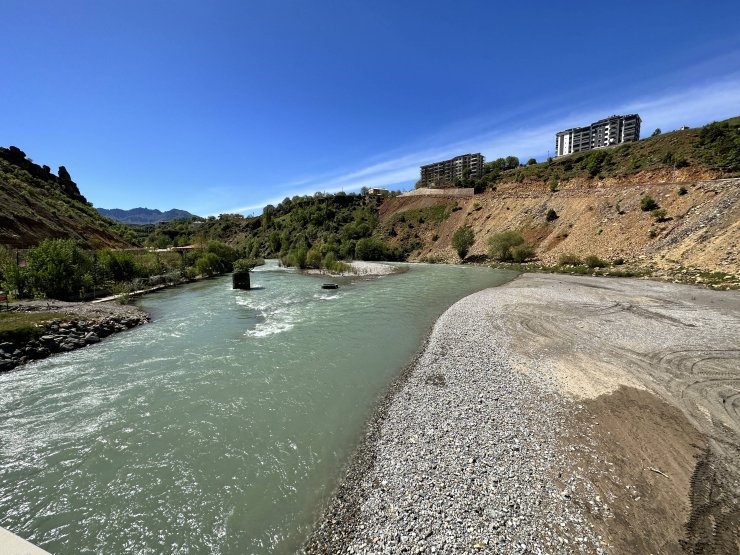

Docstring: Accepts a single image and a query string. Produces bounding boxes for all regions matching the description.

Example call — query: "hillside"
[97,207,196,224]
[376,117,740,283]
[379,175,738,276]
[0,146,134,248]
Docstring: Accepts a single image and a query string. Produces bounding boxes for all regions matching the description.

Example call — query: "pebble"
[304,287,605,554]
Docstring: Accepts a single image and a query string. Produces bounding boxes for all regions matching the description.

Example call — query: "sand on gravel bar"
[305,273,740,554]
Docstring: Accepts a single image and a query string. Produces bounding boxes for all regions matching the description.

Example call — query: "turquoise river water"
[0,261,515,554]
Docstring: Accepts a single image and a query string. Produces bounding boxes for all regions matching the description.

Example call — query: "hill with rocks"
[0,146,134,248]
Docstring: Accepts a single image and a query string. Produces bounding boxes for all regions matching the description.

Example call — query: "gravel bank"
[304,261,402,277]
[305,279,604,554]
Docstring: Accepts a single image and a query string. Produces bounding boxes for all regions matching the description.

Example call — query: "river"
[0,261,515,554]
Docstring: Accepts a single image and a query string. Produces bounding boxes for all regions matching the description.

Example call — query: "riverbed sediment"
[304,274,740,554]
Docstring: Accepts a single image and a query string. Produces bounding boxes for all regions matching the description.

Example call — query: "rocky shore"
[305,274,740,554]
[0,301,149,372]
[305,281,605,554]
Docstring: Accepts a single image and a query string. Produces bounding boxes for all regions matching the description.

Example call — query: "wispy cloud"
[224,68,740,216]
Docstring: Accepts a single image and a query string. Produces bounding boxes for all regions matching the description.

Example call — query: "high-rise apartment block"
[420,153,485,187]
[555,114,641,157]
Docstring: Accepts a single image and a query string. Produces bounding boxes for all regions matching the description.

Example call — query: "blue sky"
[2,1,739,216]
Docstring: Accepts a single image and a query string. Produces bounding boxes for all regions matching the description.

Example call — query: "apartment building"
[556,114,641,157]
[420,153,485,187]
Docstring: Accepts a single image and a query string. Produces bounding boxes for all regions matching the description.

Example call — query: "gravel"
[304,282,605,554]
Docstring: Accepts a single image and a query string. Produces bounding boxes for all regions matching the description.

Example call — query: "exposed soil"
[562,387,707,554]
[498,274,740,554]
[379,177,740,278]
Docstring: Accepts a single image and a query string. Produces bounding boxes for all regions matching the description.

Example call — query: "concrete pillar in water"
[232,271,251,290]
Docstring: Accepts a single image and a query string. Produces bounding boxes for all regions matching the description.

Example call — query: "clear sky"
[2,1,739,216]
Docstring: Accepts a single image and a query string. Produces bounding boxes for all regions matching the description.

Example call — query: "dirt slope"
[379,173,739,276]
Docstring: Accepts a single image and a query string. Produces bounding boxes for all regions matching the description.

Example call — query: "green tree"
[25,239,92,300]
[640,195,658,211]
[451,226,474,260]
[526,158,537,166]
[488,231,533,262]
[305,247,322,269]
[652,128,662,137]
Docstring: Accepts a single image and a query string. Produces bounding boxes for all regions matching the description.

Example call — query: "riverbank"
[0,300,148,372]
[304,274,740,554]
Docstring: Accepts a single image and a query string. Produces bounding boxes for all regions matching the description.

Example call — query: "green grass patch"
[0,311,73,343]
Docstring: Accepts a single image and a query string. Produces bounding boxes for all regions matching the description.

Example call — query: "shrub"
[488,231,532,262]
[651,208,668,222]
[545,208,558,222]
[640,195,658,211]
[431,234,439,242]
[305,247,322,269]
[452,226,475,260]
[526,158,537,166]
[558,253,582,266]
[510,244,534,262]
[25,239,92,300]
[355,237,400,261]
[548,179,558,192]
[678,185,688,196]
[648,228,657,238]
[584,255,607,268]
[613,258,625,265]
[233,258,260,273]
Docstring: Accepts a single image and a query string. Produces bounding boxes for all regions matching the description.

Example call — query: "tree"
[640,195,658,211]
[25,239,92,300]
[504,156,520,170]
[305,247,322,269]
[526,158,537,166]
[451,226,475,260]
[545,208,558,221]
[652,128,662,137]
[488,231,533,262]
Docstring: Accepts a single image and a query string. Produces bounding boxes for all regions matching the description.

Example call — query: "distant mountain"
[96,207,197,224]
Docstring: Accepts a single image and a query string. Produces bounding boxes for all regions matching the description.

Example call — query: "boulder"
[84,333,100,344]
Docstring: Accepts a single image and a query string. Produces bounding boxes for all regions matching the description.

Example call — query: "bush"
[548,179,558,192]
[233,258,260,273]
[584,255,607,268]
[678,185,688,196]
[640,195,658,211]
[488,231,532,262]
[558,253,582,266]
[25,239,92,300]
[510,244,534,262]
[651,208,668,222]
[355,237,399,261]
[452,226,475,260]
[305,247,322,269]
[545,208,558,222]
[194,252,223,276]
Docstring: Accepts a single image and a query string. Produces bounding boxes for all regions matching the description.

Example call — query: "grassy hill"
[481,116,740,188]
[0,146,135,248]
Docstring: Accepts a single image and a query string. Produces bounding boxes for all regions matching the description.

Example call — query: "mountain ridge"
[96,207,197,225]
